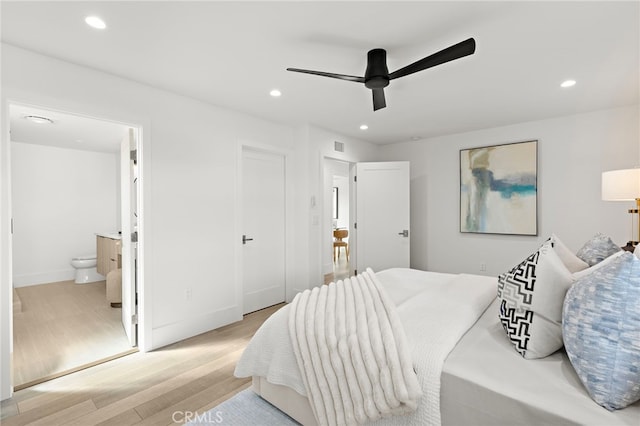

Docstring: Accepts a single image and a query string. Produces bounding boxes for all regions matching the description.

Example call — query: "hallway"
[324,251,350,285]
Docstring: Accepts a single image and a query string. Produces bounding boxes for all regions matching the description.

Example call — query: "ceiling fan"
[287,38,476,111]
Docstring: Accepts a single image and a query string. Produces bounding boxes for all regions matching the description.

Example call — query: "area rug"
[186,388,300,425]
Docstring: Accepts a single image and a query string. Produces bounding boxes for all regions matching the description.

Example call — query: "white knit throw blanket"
[288,268,422,425]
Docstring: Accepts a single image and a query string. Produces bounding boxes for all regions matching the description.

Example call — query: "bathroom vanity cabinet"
[97,235,122,276]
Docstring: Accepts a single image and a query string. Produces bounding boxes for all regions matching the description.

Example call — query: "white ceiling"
[2,1,639,147]
[10,104,129,153]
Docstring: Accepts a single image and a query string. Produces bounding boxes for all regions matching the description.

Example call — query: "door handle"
[242,235,254,244]
[398,230,409,237]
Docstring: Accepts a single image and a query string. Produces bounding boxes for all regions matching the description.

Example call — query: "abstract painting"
[460,140,537,235]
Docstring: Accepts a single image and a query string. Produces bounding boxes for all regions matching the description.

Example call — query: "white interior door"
[120,128,137,346]
[242,148,286,314]
[355,161,410,273]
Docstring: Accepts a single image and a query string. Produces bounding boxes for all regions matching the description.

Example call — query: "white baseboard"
[150,304,242,350]
[13,269,76,287]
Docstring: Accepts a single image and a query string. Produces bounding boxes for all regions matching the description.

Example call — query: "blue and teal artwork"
[460,140,537,235]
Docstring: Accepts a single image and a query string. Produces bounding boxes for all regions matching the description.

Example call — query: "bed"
[235,267,640,425]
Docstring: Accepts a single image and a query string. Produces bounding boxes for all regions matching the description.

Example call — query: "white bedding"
[234,268,456,397]
[441,298,640,426]
[236,268,640,426]
[235,268,497,425]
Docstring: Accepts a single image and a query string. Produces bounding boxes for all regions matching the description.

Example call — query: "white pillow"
[571,250,625,281]
[497,239,573,359]
[551,234,588,273]
[634,244,640,259]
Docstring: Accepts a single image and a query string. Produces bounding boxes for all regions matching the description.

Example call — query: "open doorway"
[9,103,140,389]
[324,158,352,284]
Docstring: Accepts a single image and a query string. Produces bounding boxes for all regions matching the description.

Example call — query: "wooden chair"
[333,229,349,262]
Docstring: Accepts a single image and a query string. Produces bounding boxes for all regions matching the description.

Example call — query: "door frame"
[120,128,138,347]
[236,141,295,304]
[322,157,356,279]
[321,159,412,280]
[1,99,147,397]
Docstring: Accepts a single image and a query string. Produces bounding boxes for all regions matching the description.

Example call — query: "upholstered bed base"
[252,376,316,425]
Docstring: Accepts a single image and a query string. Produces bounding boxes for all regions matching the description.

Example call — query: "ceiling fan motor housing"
[365,48,390,89]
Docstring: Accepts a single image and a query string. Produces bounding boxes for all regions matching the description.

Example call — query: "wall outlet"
[185,288,192,301]
[480,263,487,272]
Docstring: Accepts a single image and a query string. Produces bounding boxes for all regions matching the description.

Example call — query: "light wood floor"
[324,251,350,284]
[12,280,134,388]
[1,303,283,425]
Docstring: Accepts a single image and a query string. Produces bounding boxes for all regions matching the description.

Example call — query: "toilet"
[70,255,104,284]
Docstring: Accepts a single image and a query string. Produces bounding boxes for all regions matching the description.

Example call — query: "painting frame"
[460,140,538,236]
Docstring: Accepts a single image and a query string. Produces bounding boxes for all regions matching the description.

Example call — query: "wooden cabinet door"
[96,236,106,275]
[97,236,121,276]
[108,238,118,271]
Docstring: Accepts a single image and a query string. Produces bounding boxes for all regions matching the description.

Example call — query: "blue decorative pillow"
[498,239,573,359]
[576,233,621,266]
[563,252,640,410]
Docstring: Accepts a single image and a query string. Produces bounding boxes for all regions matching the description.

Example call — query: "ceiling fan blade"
[388,38,476,80]
[286,68,365,83]
[372,88,386,111]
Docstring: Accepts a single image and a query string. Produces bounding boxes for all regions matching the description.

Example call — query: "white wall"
[11,142,118,286]
[379,105,640,276]
[0,43,298,400]
[333,174,349,230]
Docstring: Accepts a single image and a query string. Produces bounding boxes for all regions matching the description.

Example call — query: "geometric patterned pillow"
[498,239,574,359]
[562,252,640,411]
[576,233,621,266]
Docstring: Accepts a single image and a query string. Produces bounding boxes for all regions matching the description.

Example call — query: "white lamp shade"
[602,168,640,200]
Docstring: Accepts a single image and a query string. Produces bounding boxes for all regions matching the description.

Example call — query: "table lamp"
[602,168,640,246]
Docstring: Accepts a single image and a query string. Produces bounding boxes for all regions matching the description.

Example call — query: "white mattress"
[440,298,640,425]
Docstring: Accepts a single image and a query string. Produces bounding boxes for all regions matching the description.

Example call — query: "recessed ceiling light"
[359,124,368,130]
[24,115,54,124]
[270,89,282,97]
[560,79,576,88]
[85,16,107,30]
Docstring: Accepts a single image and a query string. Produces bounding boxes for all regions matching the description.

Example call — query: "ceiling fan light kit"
[287,38,476,111]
